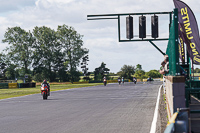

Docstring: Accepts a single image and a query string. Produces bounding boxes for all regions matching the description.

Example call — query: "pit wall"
[164,76,186,120]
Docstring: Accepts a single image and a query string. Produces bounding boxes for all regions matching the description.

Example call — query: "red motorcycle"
[41,84,50,100]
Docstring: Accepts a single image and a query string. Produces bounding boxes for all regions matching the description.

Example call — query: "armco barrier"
[8,83,18,88]
[164,108,190,133]
[0,83,36,89]
[107,80,118,83]
[89,81,103,83]
[0,83,8,89]
[28,83,35,87]
[31,83,36,87]
[18,83,36,88]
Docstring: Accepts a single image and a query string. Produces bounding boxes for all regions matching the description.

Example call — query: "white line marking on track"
[150,85,162,133]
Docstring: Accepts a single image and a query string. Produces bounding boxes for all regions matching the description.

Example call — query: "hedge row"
[88,81,103,83]
[0,83,36,89]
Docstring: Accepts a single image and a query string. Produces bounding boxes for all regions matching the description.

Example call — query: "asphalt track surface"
[0,81,162,133]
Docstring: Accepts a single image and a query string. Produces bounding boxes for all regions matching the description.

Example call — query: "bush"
[145,70,161,78]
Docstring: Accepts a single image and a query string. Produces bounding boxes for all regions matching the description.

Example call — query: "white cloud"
[0,0,200,72]
[0,0,36,13]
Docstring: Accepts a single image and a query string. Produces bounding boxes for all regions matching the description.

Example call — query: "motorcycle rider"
[122,77,124,84]
[118,77,121,85]
[41,80,50,96]
[103,76,107,86]
[133,77,137,84]
[147,76,152,82]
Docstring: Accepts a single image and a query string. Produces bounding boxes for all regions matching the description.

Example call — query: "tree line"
[0,25,88,82]
[92,63,162,81]
[116,64,162,80]
[0,25,162,83]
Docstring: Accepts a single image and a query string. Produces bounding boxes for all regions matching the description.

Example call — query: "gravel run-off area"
[156,86,168,133]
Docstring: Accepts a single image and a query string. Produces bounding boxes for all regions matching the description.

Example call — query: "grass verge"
[0,83,102,100]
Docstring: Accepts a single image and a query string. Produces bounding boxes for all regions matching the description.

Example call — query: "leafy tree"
[145,70,161,78]
[134,64,145,80]
[57,24,88,82]
[94,62,110,81]
[25,74,32,83]
[0,53,7,79]
[57,62,69,82]
[118,65,135,80]
[33,72,49,82]
[81,55,90,81]
[136,64,142,71]
[32,26,61,81]
[95,73,103,81]
[1,52,18,80]
[5,64,17,80]
[15,68,32,79]
[116,71,123,76]
[134,70,147,80]
[2,27,34,74]
[70,70,81,82]
[109,72,117,76]
[2,25,88,82]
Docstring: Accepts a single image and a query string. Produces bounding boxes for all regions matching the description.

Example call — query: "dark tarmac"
[0,81,162,133]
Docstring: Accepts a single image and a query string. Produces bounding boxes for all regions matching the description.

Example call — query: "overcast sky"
[0,0,200,73]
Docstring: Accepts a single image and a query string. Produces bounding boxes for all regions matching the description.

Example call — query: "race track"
[0,81,161,133]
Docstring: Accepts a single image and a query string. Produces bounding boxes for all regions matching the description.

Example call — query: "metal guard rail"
[164,108,190,133]
[164,112,179,133]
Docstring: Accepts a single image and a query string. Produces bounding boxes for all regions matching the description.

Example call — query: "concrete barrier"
[165,76,186,119]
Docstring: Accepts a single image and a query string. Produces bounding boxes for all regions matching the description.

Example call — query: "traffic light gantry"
[87,11,173,55]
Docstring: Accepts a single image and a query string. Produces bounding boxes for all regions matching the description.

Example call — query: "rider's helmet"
[43,80,47,84]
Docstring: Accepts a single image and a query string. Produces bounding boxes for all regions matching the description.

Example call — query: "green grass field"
[0,83,102,100]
